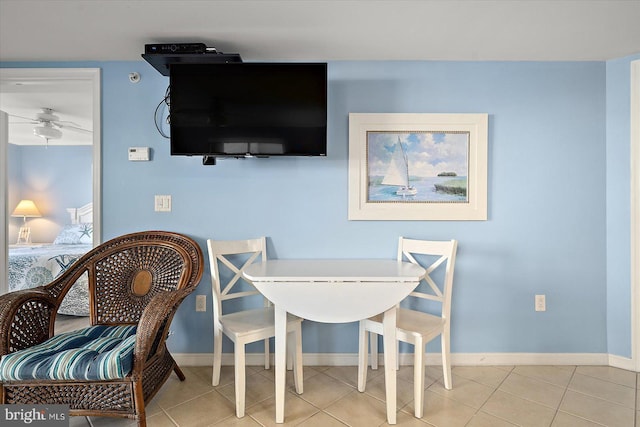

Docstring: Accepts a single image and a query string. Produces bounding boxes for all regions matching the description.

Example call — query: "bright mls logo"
[1,405,68,426]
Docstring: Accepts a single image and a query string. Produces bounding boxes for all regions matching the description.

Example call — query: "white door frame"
[0,68,101,294]
[632,60,640,371]
[0,111,7,295]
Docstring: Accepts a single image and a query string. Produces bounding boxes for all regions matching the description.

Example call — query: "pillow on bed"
[53,223,93,245]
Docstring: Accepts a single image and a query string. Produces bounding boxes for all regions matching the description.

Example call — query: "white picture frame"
[348,113,488,221]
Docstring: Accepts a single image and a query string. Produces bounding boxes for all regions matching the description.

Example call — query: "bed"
[8,203,93,316]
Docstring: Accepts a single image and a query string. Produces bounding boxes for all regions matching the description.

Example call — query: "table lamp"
[11,199,42,244]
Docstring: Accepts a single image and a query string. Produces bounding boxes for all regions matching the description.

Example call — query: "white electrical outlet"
[535,294,546,312]
[196,295,206,312]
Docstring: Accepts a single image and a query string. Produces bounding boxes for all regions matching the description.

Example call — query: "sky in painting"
[367,131,469,177]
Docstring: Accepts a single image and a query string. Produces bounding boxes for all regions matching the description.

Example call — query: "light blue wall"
[109,60,609,355]
[606,53,640,358]
[2,59,614,356]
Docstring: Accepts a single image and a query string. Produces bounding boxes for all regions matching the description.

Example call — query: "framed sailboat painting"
[348,113,488,220]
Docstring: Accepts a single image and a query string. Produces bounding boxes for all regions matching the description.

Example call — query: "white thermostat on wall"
[128,147,150,161]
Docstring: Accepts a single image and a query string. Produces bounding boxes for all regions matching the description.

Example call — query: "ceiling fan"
[9,107,92,144]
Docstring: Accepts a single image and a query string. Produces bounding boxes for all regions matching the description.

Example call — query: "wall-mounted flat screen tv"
[169,63,327,159]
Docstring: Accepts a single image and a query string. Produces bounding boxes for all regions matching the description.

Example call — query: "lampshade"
[33,123,62,140]
[11,199,42,218]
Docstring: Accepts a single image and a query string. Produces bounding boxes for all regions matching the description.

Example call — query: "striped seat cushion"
[0,325,136,381]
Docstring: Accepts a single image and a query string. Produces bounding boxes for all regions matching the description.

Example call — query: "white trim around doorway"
[631,60,640,372]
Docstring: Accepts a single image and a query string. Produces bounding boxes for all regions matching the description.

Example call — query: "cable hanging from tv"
[154,86,170,138]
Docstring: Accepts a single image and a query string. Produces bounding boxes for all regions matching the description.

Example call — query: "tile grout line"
[160,407,180,427]
[565,387,638,411]
[494,371,576,415]
[320,411,351,427]
[322,367,419,427]
[246,413,267,427]
[424,375,494,426]
[461,365,517,427]
[575,370,638,389]
[157,388,221,412]
[551,366,622,427]
[451,367,515,426]
[495,364,638,422]
[548,366,575,427]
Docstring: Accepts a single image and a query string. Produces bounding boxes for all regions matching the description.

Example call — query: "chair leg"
[442,329,452,390]
[234,343,246,418]
[264,338,270,370]
[357,321,368,392]
[370,331,378,370]
[212,327,223,386]
[173,364,186,381]
[413,337,425,418]
[286,333,293,371]
[133,380,147,427]
[291,324,304,394]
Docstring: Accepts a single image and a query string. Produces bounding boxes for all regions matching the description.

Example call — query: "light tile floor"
[70,363,638,427]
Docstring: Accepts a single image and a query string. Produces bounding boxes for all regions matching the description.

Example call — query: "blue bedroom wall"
[2,60,610,355]
[606,53,640,358]
[7,145,92,243]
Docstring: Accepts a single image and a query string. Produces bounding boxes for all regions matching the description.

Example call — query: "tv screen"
[169,63,327,158]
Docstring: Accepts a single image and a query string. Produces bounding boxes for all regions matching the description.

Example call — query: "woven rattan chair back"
[0,231,204,427]
[46,231,203,326]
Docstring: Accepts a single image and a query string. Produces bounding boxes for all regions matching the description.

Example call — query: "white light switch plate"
[154,195,171,212]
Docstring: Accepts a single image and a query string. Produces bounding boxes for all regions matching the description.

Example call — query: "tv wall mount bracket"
[142,43,243,76]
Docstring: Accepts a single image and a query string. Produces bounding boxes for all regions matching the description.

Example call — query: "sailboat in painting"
[382,137,417,197]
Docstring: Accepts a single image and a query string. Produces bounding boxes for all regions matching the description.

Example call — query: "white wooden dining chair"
[357,237,458,418]
[207,237,303,418]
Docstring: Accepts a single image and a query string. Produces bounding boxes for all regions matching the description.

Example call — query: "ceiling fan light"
[33,124,62,140]
[36,108,59,122]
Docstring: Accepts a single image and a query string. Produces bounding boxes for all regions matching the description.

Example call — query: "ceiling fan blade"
[55,123,92,134]
[8,113,37,122]
[52,119,82,127]
[9,120,38,124]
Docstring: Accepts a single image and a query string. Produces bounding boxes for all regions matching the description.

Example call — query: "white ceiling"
[0,0,638,146]
[0,76,93,146]
[0,0,639,63]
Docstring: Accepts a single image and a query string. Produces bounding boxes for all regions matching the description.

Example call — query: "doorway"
[0,68,101,294]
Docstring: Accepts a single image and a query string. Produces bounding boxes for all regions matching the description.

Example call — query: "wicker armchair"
[0,231,204,427]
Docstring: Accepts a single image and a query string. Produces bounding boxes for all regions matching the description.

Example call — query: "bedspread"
[8,244,92,316]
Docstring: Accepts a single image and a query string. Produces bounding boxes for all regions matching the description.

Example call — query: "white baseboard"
[608,354,635,371]
[449,353,609,366]
[173,352,613,368]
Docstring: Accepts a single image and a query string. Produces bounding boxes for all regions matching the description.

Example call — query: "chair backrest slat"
[220,290,261,301]
[217,251,261,297]
[207,237,267,322]
[397,237,458,320]
[408,293,441,302]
